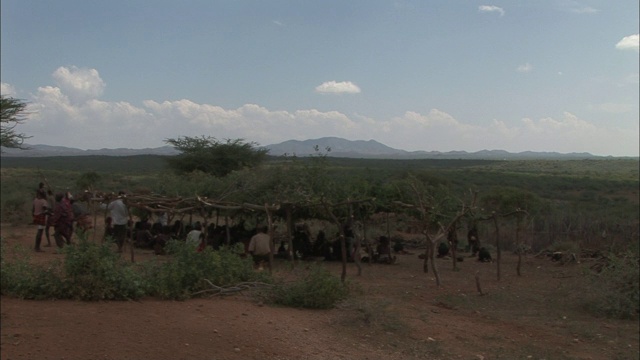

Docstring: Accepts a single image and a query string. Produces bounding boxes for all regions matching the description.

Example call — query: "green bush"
[586,251,639,320]
[62,237,146,300]
[1,241,67,299]
[268,265,349,309]
[549,240,580,254]
[143,241,267,300]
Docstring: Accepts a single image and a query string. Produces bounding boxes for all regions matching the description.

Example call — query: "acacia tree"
[395,174,476,286]
[164,136,269,177]
[0,96,30,149]
[479,187,541,279]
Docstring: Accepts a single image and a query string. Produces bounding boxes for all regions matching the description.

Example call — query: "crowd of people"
[31,183,485,265]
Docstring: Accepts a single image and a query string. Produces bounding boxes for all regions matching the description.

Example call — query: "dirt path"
[1,224,638,360]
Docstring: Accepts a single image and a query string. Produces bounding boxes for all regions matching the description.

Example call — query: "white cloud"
[1,83,17,96]
[478,5,505,17]
[625,72,639,84]
[615,34,639,53]
[516,63,533,73]
[569,6,598,14]
[558,1,599,14]
[11,67,639,156]
[52,66,106,104]
[589,102,634,114]
[315,81,361,94]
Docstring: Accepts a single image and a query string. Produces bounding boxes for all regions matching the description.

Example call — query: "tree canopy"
[0,96,30,149]
[164,136,269,177]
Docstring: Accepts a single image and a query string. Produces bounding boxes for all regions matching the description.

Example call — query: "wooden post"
[340,230,347,283]
[225,215,230,246]
[428,234,441,286]
[422,224,430,273]
[348,205,362,276]
[516,215,522,276]
[128,214,135,263]
[493,213,501,281]
[362,215,373,266]
[265,204,274,274]
[449,227,458,271]
[286,205,295,264]
[475,271,484,295]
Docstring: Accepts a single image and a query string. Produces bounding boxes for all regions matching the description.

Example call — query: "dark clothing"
[113,224,128,251]
[51,199,74,247]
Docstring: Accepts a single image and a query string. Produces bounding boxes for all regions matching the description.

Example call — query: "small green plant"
[338,298,407,333]
[549,240,580,254]
[267,265,348,309]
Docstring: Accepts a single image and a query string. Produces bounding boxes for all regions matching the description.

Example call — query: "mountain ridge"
[0,137,619,160]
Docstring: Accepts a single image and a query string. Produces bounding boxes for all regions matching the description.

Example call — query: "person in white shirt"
[248,225,271,268]
[107,191,129,253]
[185,222,203,248]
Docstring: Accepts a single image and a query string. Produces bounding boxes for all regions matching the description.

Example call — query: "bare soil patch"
[1,223,638,360]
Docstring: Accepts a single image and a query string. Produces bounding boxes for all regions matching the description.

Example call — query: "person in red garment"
[50,192,75,247]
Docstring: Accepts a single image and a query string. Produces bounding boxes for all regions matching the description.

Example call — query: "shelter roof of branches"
[87,192,281,225]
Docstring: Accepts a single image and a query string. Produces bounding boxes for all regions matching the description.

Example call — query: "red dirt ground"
[1,223,638,360]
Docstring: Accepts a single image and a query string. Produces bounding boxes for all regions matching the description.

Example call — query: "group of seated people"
[104,216,173,255]
[103,215,405,263]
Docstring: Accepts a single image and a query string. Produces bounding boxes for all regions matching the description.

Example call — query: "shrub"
[268,265,348,309]
[586,251,639,320]
[549,240,580,254]
[62,236,146,300]
[1,240,67,299]
[144,241,267,300]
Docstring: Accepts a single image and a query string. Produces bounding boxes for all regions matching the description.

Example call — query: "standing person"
[50,193,74,247]
[43,190,55,247]
[248,225,271,269]
[71,197,92,236]
[32,190,50,252]
[107,191,129,253]
[37,182,55,247]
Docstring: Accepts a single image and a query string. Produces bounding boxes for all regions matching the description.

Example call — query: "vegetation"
[265,264,349,309]
[1,236,143,301]
[143,241,265,300]
[164,136,269,177]
[0,152,638,316]
[0,96,30,149]
[586,250,639,319]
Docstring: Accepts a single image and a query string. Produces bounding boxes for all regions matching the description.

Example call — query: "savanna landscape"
[1,151,639,360]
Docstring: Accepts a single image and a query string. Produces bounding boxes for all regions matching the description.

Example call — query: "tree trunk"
[430,238,441,286]
[423,232,430,273]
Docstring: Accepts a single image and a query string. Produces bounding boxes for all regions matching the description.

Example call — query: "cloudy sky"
[1,0,638,156]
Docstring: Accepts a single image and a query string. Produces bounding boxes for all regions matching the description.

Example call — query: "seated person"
[375,236,396,264]
[185,222,204,248]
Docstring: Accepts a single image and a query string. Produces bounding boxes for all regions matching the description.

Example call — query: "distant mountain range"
[0,137,611,160]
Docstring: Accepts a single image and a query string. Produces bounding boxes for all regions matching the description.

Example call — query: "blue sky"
[1,0,638,156]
